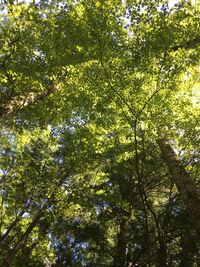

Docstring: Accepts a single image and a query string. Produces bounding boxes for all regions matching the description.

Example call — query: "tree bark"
[0,82,60,118]
[0,201,32,245]
[157,235,167,267]
[0,206,45,267]
[0,176,67,267]
[113,220,127,267]
[171,36,200,51]
[156,136,200,232]
[0,210,25,245]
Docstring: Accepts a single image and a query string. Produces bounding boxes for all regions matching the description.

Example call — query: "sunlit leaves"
[0,0,200,266]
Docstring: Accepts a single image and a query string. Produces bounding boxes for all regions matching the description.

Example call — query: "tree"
[0,0,200,266]
[157,134,200,232]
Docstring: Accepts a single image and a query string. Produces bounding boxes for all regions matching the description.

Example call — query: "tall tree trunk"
[0,210,25,245]
[0,206,45,267]
[157,235,167,267]
[179,229,197,267]
[0,176,67,267]
[0,67,68,119]
[0,82,60,118]
[113,220,127,267]
[0,201,32,245]
[156,136,200,232]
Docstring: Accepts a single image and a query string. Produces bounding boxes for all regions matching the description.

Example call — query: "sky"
[168,0,180,8]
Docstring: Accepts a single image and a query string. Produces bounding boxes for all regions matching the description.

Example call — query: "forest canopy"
[0,0,200,266]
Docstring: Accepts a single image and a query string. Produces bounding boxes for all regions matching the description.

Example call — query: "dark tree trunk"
[157,235,167,267]
[157,136,200,232]
[113,220,127,267]
[179,229,197,267]
[0,177,66,267]
[0,206,45,267]
[0,201,32,245]
[0,83,60,118]
[0,210,25,245]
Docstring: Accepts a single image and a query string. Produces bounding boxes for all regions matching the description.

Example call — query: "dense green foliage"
[0,0,200,266]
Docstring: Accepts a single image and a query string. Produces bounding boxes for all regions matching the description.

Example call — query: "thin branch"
[98,38,136,119]
[171,36,200,52]
[136,86,162,119]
